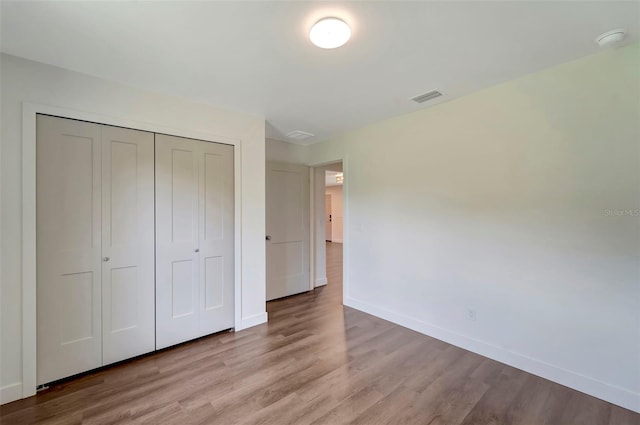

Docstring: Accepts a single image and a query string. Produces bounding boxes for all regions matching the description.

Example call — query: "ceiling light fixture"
[309,17,351,49]
[595,29,626,47]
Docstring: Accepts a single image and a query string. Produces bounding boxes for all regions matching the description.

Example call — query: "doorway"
[311,161,344,303]
[325,165,343,300]
[324,169,343,244]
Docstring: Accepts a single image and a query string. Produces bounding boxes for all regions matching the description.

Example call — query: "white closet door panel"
[101,125,155,364]
[37,115,102,385]
[155,134,200,349]
[199,143,234,334]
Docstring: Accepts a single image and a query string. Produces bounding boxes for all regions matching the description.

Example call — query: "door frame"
[309,159,347,302]
[21,102,244,398]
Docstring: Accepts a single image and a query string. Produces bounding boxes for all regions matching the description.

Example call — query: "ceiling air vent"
[286,130,315,141]
[411,90,443,103]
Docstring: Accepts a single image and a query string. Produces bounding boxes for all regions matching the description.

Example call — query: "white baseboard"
[238,312,268,331]
[315,277,328,287]
[1,382,23,405]
[344,296,640,413]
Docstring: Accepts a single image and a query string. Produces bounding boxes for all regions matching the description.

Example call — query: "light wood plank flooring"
[1,242,638,424]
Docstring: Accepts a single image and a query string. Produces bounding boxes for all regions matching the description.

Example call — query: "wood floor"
[2,242,638,424]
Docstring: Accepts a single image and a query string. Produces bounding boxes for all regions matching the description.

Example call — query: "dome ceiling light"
[595,29,626,47]
[309,17,351,49]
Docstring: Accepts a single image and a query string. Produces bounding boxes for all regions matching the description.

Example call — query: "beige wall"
[308,43,640,411]
[325,185,343,243]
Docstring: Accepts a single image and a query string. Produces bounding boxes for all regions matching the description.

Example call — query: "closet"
[36,115,234,385]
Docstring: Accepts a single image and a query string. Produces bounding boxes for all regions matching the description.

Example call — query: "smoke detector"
[596,29,626,47]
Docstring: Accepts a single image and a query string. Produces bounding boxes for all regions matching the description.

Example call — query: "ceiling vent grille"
[411,90,443,103]
[286,130,315,141]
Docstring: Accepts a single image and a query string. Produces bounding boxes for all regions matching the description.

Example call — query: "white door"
[101,125,155,364]
[37,115,103,384]
[198,140,235,335]
[266,162,310,301]
[155,135,200,348]
[325,194,332,241]
[155,134,234,349]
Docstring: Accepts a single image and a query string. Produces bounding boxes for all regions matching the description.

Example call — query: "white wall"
[265,138,309,164]
[325,185,343,243]
[0,54,267,403]
[308,44,640,412]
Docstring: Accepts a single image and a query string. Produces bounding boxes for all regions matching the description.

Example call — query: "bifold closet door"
[37,115,103,385]
[101,125,155,365]
[37,115,155,385]
[197,138,234,336]
[155,134,234,349]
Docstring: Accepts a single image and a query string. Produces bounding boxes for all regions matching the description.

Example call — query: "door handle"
[266,235,271,241]
[103,257,110,262]
[194,248,199,253]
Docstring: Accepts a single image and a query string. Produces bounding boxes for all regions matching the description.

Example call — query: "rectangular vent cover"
[411,90,443,103]
[286,130,315,141]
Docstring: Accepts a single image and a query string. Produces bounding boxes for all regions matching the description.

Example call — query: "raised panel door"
[36,115,102,385]
[198,143,234,334]
[155,134,200,349]
[101,125,155,364]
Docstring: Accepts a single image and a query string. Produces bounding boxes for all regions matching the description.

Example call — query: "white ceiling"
[2,1,638,144]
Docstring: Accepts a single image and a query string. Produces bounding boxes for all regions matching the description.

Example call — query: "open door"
[325,194,332,241]
[266,162,310,301]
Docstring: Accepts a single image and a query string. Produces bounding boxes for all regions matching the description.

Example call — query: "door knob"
[103,257,110,262]
[266,235,271,241]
